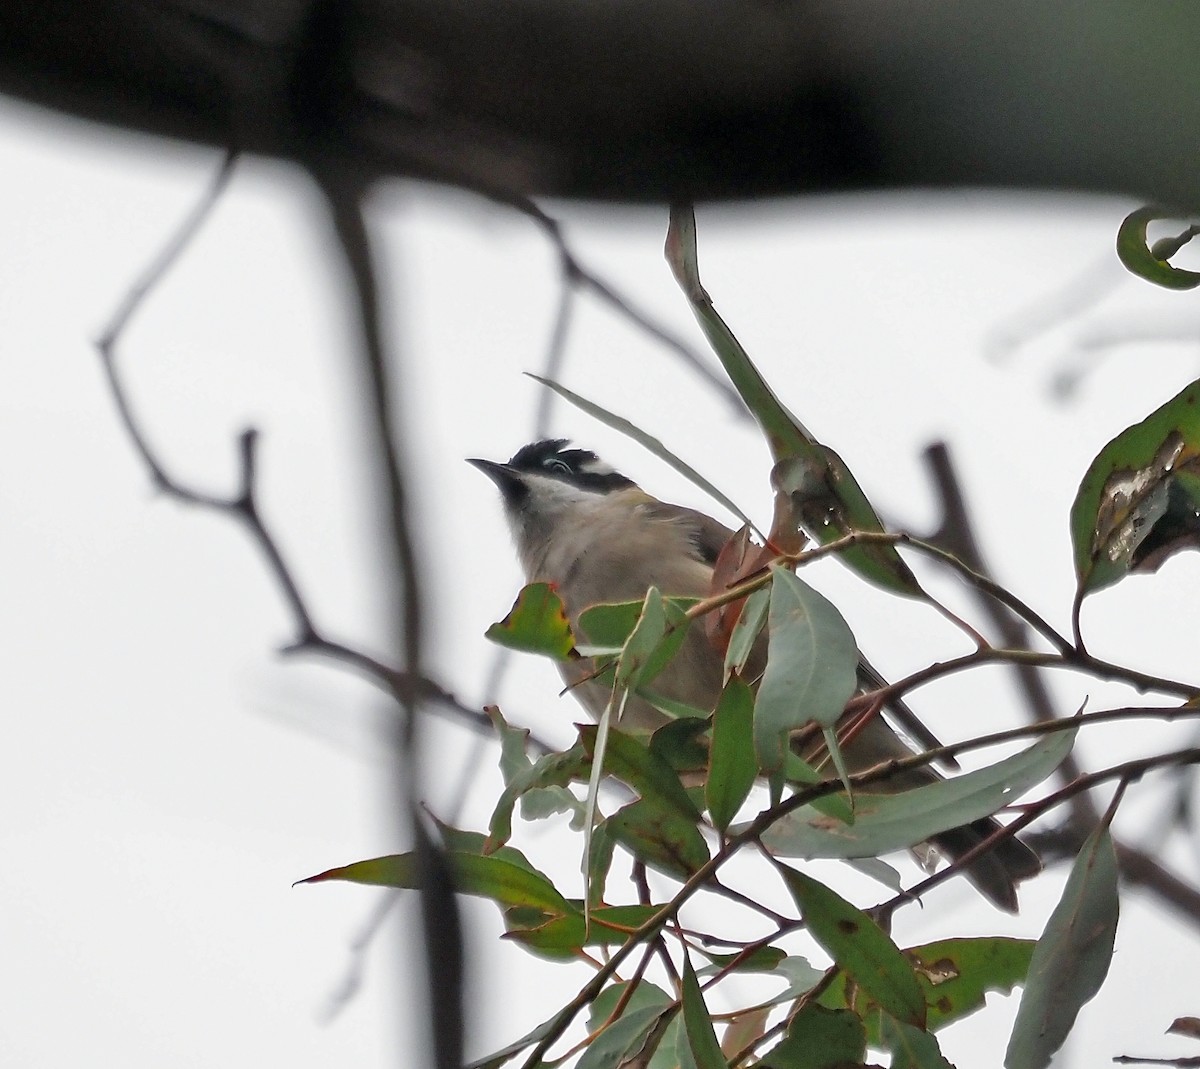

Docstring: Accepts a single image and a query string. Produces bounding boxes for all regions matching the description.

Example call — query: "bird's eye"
[544,457,572,475]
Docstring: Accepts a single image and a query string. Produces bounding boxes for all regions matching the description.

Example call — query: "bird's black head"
[505,439,635,492]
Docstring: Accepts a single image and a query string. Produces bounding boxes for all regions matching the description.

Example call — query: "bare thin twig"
[514,198,749,419]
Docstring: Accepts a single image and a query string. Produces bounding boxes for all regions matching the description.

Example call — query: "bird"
[469,438,1041,911]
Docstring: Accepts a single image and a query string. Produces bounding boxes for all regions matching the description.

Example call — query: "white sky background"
[3,93,1200,1067]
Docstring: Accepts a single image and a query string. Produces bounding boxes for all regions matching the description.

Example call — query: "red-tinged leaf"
[778,864,926,1028]
[721,1008,771,1062]
[485,582,577,660]
[300,851,572,917]
[1005,826,1119,1069]
[706,526,773,657]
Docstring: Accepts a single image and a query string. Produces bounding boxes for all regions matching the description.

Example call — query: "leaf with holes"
[824,937,1035,1040]
[1071,377,1200,598]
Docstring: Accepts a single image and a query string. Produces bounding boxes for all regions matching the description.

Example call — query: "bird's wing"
[642,501,738,567]
[644,499,958,771]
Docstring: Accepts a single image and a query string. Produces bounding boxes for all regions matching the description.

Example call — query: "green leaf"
[665,204,921,597]
[527,372,760,536]
[771,447,924,597]
[754,567,859,774]
[582,982,676,1069]
[706,675,757,833]
[300,850,571,911]
[607,797,711,881]
[579,724,701,820]
[488,708,582,822]
[650,716,713,773]
[1071,377,1200,597]
[616,589,695,693]
[586,817,616,908]
[758,1003,866,1069]
[1005,826,1119,1069]
[590,980,674,1028]
[1116,206,1200,290]
[429,819,540,873]
[465,1009,562,1069]
[695,944,789,975]
[506,902,667,955]
[778,864,926,1028]
[767,955,827,1005]
[486,741,590,852]
[485,582,577,659]
[761,728,1076,859]
[881,1018,954,1069]
[824,937,1035,1039]
[681,955,727,1069]
[913,937,1035,1033]
[724,584,769,678]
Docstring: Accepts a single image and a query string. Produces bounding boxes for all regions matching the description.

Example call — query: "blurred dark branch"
[311,169,462,1069]
[517,199,747,418]
[7,2,1200,204]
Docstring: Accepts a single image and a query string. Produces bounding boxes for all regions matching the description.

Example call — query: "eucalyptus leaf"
[758,1003,866,1069]
[607,796,711,880]
[754,566,859,774]
[724,584,769,678]
[1005,825,1119,1069]
[665,204,923,596]
[778,864,926,1028]
[1071,377,1200,598]
[706,675,757,834]
[488,707,581,822]
[485,582,577,659]
[761,727,1076,859]
[681,955,727,1069]
[822,937,1035,1041]
[527,372,759,535]
[882,1018,954,1069]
